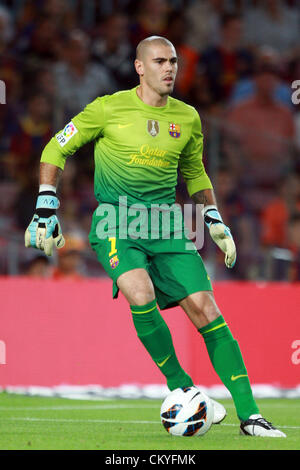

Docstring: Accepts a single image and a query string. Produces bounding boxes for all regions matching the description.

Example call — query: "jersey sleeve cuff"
[186,174,213,197]
[40,138,67,170]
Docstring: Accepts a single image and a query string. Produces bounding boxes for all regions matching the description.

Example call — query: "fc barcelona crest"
[109,255,119,269]
[147,120,160,137]
[169,123,181,138]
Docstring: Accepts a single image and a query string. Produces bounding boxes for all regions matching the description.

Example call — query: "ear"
[134,59,144,77]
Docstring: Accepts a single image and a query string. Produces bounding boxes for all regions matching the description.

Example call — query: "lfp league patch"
[169,123,181,138]
[56,121,78,147]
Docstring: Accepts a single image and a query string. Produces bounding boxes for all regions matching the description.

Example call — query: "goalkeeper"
[25,36,285,437]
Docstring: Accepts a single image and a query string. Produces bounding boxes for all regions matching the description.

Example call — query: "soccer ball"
[160,386,214,437]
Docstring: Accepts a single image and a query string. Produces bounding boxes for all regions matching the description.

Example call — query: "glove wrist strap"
[36,191,60,211]
[202,204,218,217]
[202,205,223,227]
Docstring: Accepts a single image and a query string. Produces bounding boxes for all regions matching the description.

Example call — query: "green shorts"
[89,205,212,310]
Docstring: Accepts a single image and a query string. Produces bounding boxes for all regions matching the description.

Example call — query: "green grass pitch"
[0,393,299,450]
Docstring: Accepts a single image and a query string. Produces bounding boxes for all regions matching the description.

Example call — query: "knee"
[202,293,221,319]
[130,289,155,306]
[117,268,155,306]
[127,279,156,306]
[186,292,221,325]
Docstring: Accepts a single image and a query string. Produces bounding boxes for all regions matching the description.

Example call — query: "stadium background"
[0,0,299,397]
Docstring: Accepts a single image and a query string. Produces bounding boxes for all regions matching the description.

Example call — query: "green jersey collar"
[132,86,170,111]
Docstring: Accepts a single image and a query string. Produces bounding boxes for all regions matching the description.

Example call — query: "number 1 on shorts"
[108,237,117,257]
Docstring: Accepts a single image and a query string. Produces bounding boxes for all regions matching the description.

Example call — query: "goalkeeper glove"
[203,205,236,268]
[25,191,65,256]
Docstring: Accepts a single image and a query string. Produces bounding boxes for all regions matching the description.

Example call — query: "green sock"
[199,315,259,421]
[130,299,193,391]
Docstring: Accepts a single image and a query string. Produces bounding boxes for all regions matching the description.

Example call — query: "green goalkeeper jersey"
[41,86,212,207]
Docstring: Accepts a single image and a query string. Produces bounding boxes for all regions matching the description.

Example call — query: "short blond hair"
[136,36,174,60]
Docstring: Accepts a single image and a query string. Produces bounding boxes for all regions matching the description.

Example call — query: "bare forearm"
[40,162,62,188]
[191,188,217,207]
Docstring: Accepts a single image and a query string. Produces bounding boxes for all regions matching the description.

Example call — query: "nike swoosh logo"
[157,355,171,368]
[118,123,133,129]
[231,374,248,381]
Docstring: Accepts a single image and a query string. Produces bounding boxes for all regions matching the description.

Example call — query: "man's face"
[223,19,242,48]
[255,71,276,98]
[105,14,128,44]
[136,44,178,97]
[68,38,89,66]
[29,95,50,120]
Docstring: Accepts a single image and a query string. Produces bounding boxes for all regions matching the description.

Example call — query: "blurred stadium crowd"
[0,0,300,281]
